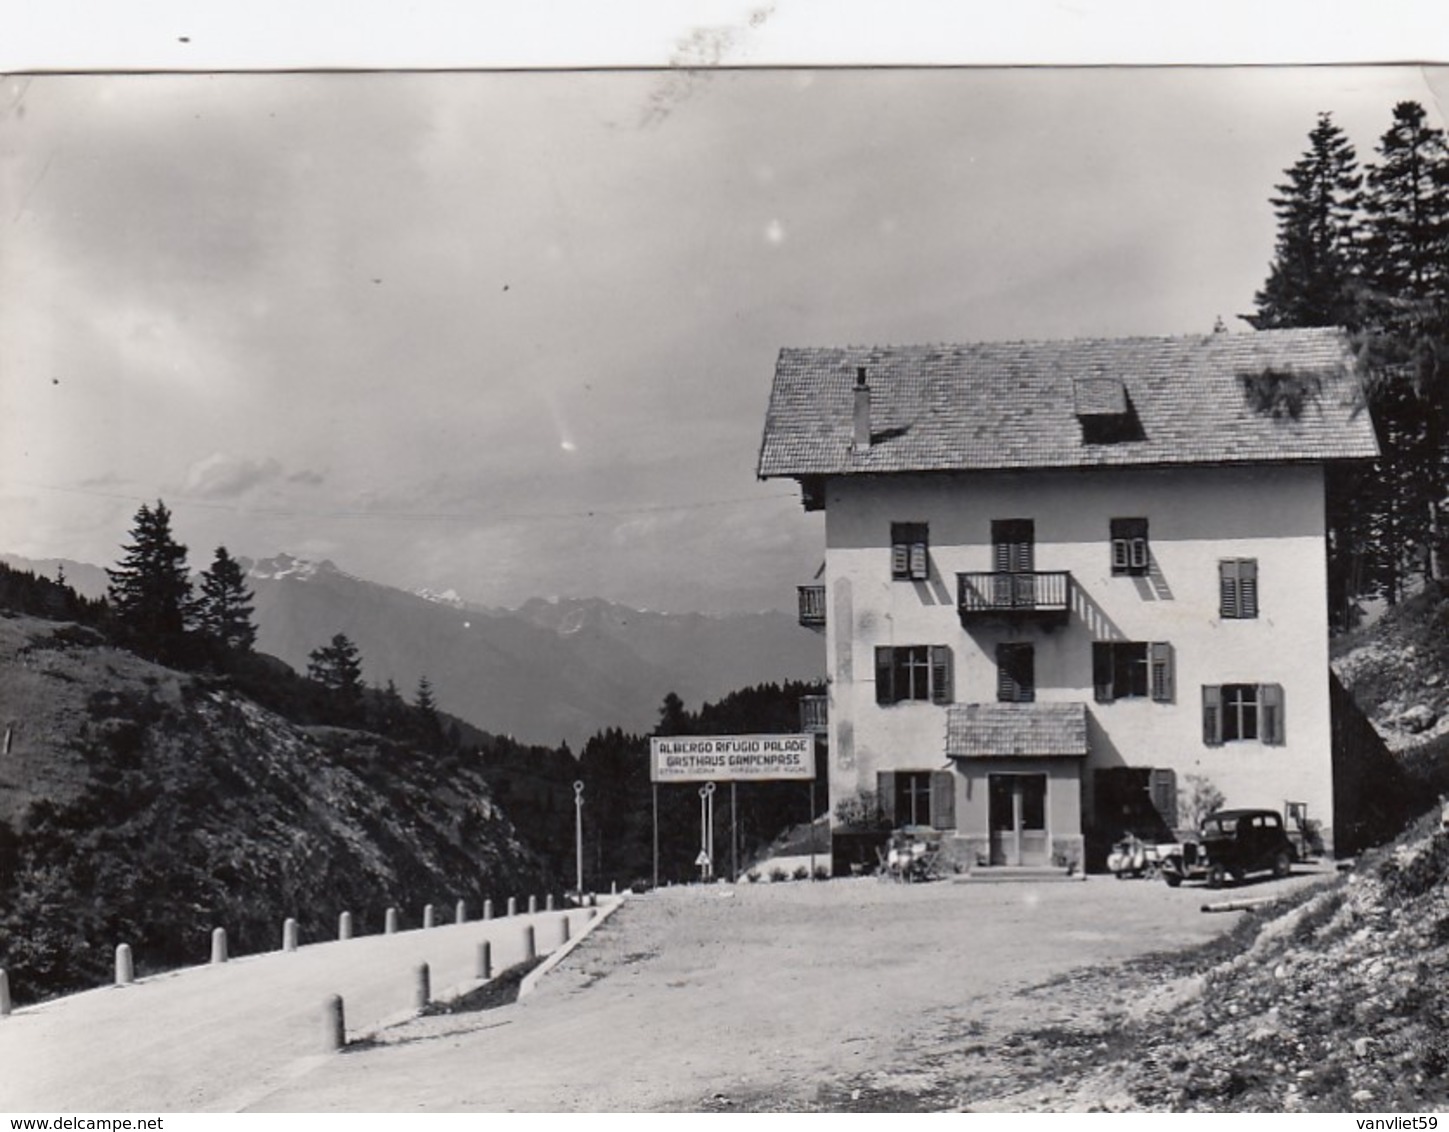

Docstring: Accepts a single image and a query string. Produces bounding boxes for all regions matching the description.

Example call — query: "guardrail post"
[506,897,517,918]
[423,903,435,930]
[414,962,431,1010]
[587,907,597,921]
[338,911,353,941]
[527,895,538,915]
[115,943,135,986]
[610,881,618,896]
[483,899,494,921]
[545,893,555,912]
[522,924,536,961]
[559,914,571,945]
[283,918,299,952]
[385,907,399,934]
[210,927,228,965]
[455,899,467,924]
[476,941,492,981]
[0,968,11,1016]
[323,994,345,1052]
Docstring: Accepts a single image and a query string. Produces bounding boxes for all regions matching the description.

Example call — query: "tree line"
[1249,101,1449,621]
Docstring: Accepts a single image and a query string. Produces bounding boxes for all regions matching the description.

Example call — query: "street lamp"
[573,780,585,898]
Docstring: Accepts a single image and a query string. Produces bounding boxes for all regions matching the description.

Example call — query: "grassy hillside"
[0,613,551,1006]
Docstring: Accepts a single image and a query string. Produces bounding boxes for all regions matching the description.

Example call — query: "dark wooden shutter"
[875,646,894,705]
[1219,561,1238,619]
[1261,683,1284,744]
[876,771,897,827]
[1239,559,1259,618]
[931,770,956,830]
[1150,642,1175,703]
[997,643,1034,703]
[1093,642,1113,703]
[1149,768,1178,830]
[930,645,953,704]
[1202,685,1223,745]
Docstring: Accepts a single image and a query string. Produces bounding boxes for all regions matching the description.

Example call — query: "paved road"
[0,904,607,1112]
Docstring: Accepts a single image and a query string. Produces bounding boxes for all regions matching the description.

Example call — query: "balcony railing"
[797,584,826,628]
[957,571,1072,619]
[799,694,828,734]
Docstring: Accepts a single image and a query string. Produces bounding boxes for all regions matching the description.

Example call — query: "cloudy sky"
[2,58,1446,612]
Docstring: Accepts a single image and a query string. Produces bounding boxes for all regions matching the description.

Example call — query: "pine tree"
[1250,112,1362,330]
[307,633,364,700]
[413,674,445,751]
[196,546,257,654]
[1360,100,1449,587]
[106,499,194,657]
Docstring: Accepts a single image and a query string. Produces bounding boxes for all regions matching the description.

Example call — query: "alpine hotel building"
[757,328,1380,870]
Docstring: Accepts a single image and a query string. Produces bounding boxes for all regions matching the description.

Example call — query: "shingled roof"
[945,703,1089,759]
[757,328,1379,478]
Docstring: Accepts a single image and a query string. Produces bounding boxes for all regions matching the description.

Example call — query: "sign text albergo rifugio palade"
[649,735,815,783]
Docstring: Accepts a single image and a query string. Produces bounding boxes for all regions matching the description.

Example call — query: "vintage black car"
[1160,808,1295,888]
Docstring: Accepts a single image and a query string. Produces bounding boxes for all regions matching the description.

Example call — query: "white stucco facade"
[819,462,1335,862]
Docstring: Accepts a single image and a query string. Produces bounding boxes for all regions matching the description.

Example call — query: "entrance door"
[988,773,1049,866]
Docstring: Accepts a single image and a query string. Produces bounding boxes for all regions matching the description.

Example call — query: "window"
[996,643,1035,703]
[878,769,956,830]
[891,523,929,581]
[1202,683,1284,745]
[1220,559,1259,619]
[1093,641,1174,703]
[875,645,953,705]
[992,519,1035,574]
[1110,518,1149,576]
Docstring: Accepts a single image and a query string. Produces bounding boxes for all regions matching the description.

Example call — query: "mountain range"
[2,553,824,748]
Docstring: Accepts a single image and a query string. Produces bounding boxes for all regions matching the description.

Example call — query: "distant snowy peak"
[247,553,351,583]
[415,587,466,609]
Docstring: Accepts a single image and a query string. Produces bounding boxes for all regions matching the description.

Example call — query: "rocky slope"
[0,612,550,1006]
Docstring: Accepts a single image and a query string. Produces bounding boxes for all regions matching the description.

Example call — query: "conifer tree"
[307,633,364,700]
[1250,112,1362,330]
[196,546,257,654]
[1361,100,1449,588]
[106,499,194,657]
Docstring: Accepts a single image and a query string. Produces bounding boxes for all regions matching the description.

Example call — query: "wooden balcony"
[799,694,828,734]
[797,584,826,628]
[957,571,1072,623]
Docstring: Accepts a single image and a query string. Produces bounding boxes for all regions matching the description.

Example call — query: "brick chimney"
[853,366,871,451]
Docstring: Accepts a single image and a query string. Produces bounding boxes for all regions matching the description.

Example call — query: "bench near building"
[757,327,1380,871]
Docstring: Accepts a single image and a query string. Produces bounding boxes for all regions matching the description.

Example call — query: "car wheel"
[1207,863,1227,889]
[1273,850,1291,878]
[1164,873,1182,888]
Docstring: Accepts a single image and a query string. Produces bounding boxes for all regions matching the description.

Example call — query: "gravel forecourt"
[246,869,1331,1112]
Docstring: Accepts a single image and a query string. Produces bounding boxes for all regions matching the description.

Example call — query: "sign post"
[573,780,585,898]
[650,735,815,884]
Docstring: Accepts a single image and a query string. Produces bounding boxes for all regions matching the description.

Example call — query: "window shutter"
[1261,683,1285,744]
[875,646,894,705]
[1093,642,1113,703]
[876,771,896,827]
[910,540,928,580]
[1219,561,1238,619]
[1240,559,1259,618]
[891,542,909,578]
[1150,642,1175,703]
[1202,685,1223,746]
[931,770,956,830]
[1131,537,1149,571]
[1112,538,1129,572]
[1149,768,1179,831]
[930,645,953,704]
[997,650,1015,702]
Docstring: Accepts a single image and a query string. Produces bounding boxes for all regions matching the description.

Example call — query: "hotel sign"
[649,735,815,783]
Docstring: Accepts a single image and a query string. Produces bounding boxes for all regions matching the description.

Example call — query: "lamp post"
[573,780,585,897]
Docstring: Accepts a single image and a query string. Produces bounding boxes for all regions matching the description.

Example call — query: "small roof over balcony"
[945,702,1088,759]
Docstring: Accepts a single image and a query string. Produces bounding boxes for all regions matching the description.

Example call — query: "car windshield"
[1202,816,1238,835]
